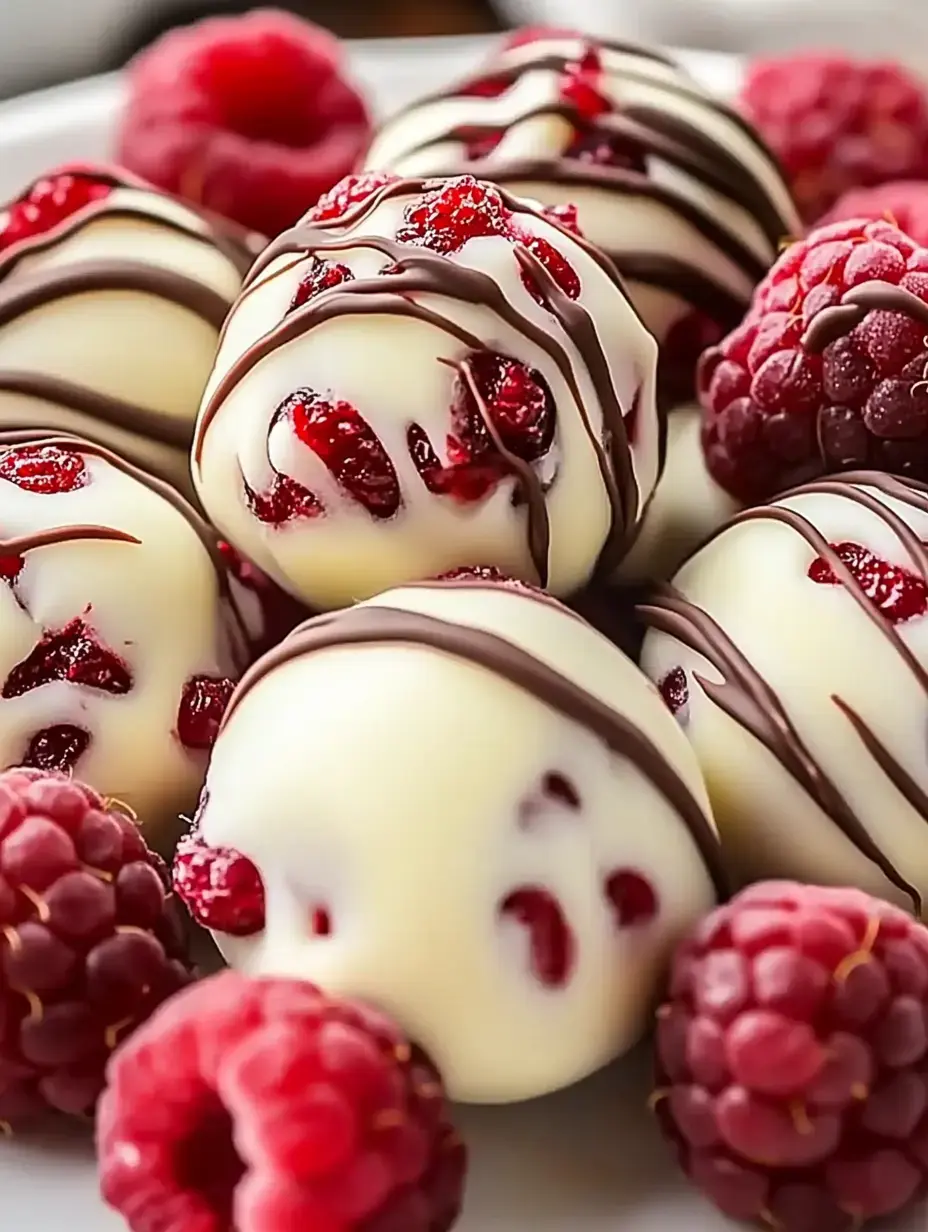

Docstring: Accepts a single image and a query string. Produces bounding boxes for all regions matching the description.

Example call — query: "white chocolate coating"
[198,579,719,1103]
[0,167,257,497]
[193,176,661,610]
[365,36,800,348]
[639,474,928,914]
[619,404,740,583]
[0,434,249,840]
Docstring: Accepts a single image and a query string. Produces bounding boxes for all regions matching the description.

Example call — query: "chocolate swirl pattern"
[639,472,928,914]
[364,36,800,357]
[0,166,260,495]
[193,176,661,611]
[199,578,720,1103]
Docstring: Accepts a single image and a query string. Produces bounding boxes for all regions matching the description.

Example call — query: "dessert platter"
[1,11,928,1232]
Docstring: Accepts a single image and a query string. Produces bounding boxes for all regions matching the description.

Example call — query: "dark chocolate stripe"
[0,524,140,554]
[223,601,727,895]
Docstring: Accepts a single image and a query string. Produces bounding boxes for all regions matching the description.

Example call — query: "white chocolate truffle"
[0,165,260,497]
[365,36,800,361]
[186,574,721,1103]
[0,431,251,840]
[639,472,928,916]
[192,174,661,611]
[620,404,740,583]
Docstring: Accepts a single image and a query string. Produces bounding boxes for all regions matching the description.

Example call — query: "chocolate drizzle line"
[639,471,928,910]
[196,181,646,581]
[802,280,928,354]
[223,602,727,895]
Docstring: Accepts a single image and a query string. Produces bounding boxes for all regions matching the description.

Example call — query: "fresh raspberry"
[0,767,192,1123]
[740,55,928,224]
[3,619,132,699]
[819,181,928,249]
[176,675,235,751]
[0,442,89,493]
[173,831,265,938]
[305,172,400,225]
[116,10,372,238]
[0,170,111,255]
[808,541,928,623]
[22,725,91,775]
[654,881,928,1232]
[289,255,354,312]
[97,971,467,1232]
[698,217,928,501]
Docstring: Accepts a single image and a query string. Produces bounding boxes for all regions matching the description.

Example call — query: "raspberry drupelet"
[654,881,928,1232]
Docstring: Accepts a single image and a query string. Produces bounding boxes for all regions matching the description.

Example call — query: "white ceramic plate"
[0,33,922,1232]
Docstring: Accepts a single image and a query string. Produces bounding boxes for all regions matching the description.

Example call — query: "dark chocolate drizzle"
[223,597,727,895]
[639,471,928,910]
[369,41,795,329]
[802,280,928,354]
[196,180,650,584]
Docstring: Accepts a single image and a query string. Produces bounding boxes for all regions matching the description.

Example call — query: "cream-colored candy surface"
[640,473,928,915]
[0,167,258,496]
[0,433,250,840]
[620,405,740,583]
[197,578,720,1102]
[365,36,799,350]
[193,175,660,610]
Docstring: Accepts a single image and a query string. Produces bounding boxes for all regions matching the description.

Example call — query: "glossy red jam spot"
[289,255,354,312]
[659,667,690,721]
[173,833,266,937]
[23,724,90,773]
[501,886,574,987]
[177,676,235,751]
[567,127,648,171]
[559,47,611,120]
[283,389,400,519]
[3,619,132,699]
[518,234,581,305]
[406,424,498,502]
[310,906,331,937]
[0,172,111,253]
[543,771,581,809]
[606,869,659,928]
[808,542,928,624]
[244,472,323,526]
[541,202,583,236]
[396,176,514,255]
[0,443,89,494]
[305,172,399,224]
[0,553,24,584]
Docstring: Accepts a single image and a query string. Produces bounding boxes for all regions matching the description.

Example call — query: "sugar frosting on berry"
[193,173,661,610]
[0,431,252,840]
[184,574,721,1102]
[640,471,928,915]
[363,35,800,385]
[0,165,260,497]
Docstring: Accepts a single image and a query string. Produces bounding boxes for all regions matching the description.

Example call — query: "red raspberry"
[173,830,266,938]
[740,55,928,224]
[0,768,192,1124]
[0,170,111,255]
[97,971,467,1232]
[820,181,928,249]
[654,881,928,1232]
[116,10,372,238]
[699,217,928,501]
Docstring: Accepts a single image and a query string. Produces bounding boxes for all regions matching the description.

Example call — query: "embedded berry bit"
[462,127,505,160]
[22,725,91,774]
[0,552,24,583]
[396,176,514,255]
[97,972,467,1231]
[808,542,928,624]
[3,619,132,699]
[654,881,928,1232]
[518,234,581,305]
[407,424,499,503]
[606,870,659,928]
[658,667,690,720]
[0,443,89,494]
[173,831,266,936]
[541,202,583,236]
[305,171,400,224]
[501,887,574,988]
[566,127,648,170]
[0,171,111,254]
[0,767,191,1123]
[559,47,611,121]
[176,676,235,751]
[459,75,509,100]
[283,389,400,519]
[288,254,354,312]
[245,472,323,526]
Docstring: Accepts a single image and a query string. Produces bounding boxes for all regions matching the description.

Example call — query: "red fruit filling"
[176,676,235,751]
[245,473,323,526]
[566,127,647,171]
[305,171,400,224]
[396,175,513,255]
[659,666,690,721]
[501,887,574,988]
[22,725,91,774]
[808,542,928,624]
[173,832,266,937]
[0,553,24,584]
[288,254,354,311]
[519,233,581,305]
[606,869,659,927]
[541,202,583,235]
[409,352,556,503]
[310,906,331,937]
[559,46,611,121]
[3,620,132,699]
[0,443,89,494]
[0,172,110,254]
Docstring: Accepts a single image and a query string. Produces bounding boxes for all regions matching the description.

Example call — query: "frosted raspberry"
[396,176,514,255]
